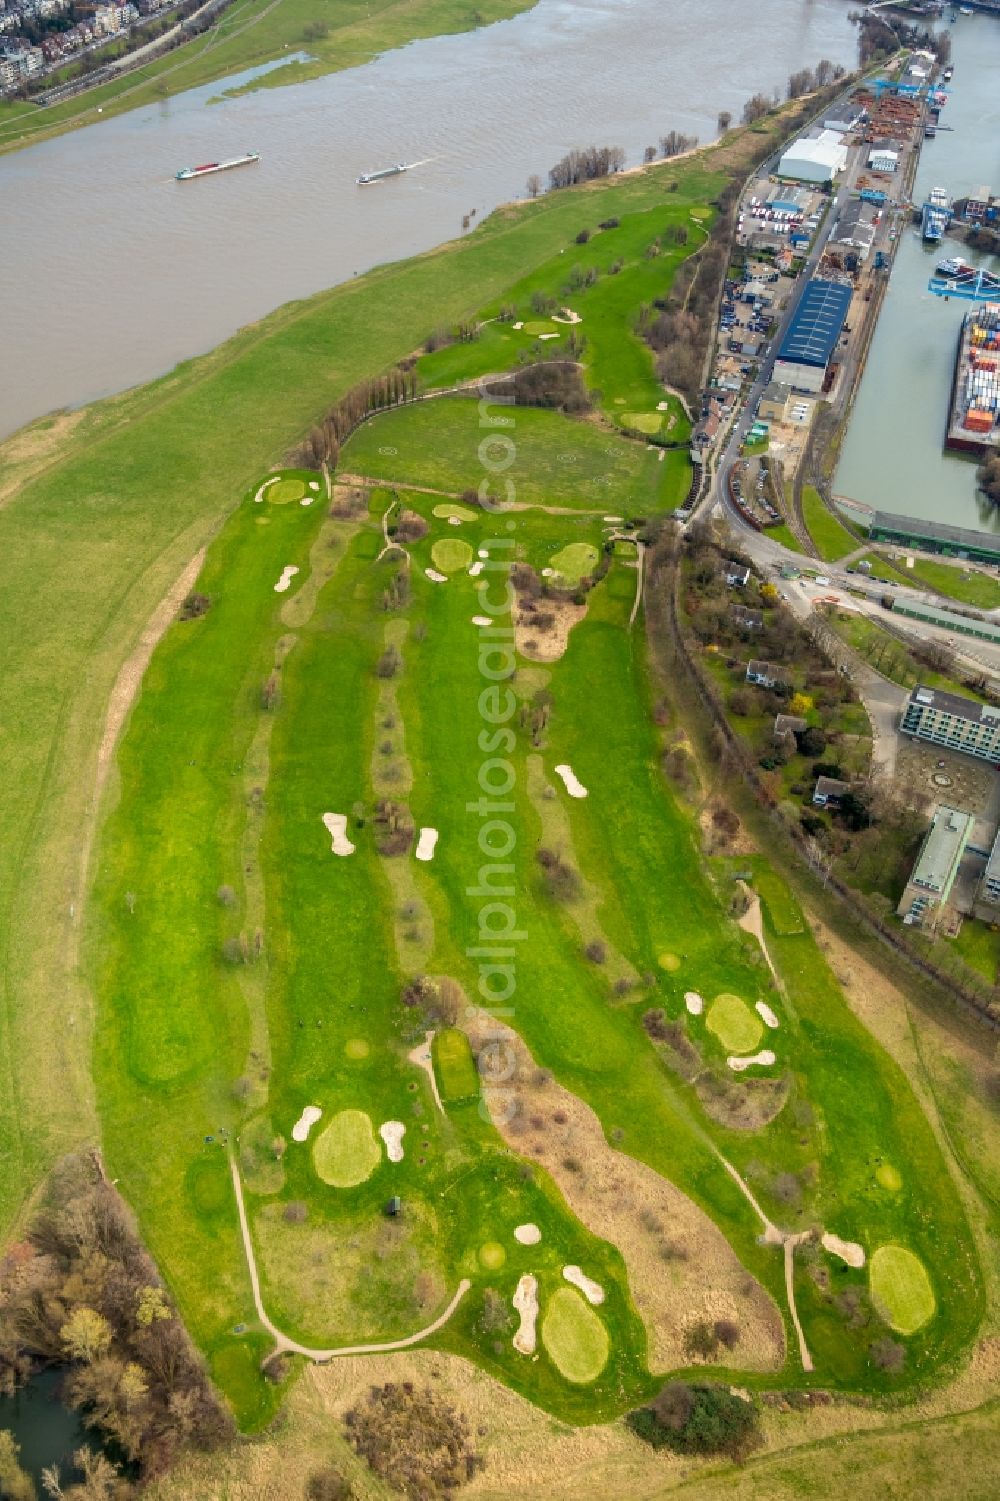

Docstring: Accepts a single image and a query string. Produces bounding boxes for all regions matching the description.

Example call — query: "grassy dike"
[0,154,722,1238]
[0,0,537,156]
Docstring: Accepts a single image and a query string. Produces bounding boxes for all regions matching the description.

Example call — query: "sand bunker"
[274,565,300,593]
[727,1050,776,1071]
[322,813,356,857]
[657,401,670,411]
[541,567,555,577]
[822,1232,865,1268]
[554,764,588,799]
[472,615,491,627]
[425,569,448,584]
[447,516,462,526]
[291,1106,322,1143]
[538,332,560,341]
[756,1001,780,1029]
[308,481,319,490]
[563,1265,605,1305]
[603,515,624,522]
[300,497,314,507]
[553,307,582,324]
[478,549,489,559]
[513,321,524,330]
[379,1121,406,1163]
[513,1274,539,1356]
[407,1030,445,1115]
[469,562,484,577]
[514,1223,541,1245]
[415,827,439,862]
[254,475,279,503]
[684,991,704,1016]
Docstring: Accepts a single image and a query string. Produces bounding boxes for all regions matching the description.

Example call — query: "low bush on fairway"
[870,1245,936,1335]
[541,1287,609,1384]
[706,993,763,1054]
[627,1381,762,1460]
[312,1110,381,1188]
[433,1029,479,1104]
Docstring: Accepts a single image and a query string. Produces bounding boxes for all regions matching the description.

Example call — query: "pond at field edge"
[0,1368,95,1487]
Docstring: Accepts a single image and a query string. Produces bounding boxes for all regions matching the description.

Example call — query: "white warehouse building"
[777,130,848,185]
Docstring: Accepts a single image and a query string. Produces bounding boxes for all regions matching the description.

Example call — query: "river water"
[835,10,1000,532]
[0,0,857,441]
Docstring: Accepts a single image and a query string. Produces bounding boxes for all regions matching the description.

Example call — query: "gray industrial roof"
[870,510,1000,557]
[777,279,853,368]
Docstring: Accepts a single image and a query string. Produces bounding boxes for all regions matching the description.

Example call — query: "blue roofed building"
[773,278,853,393]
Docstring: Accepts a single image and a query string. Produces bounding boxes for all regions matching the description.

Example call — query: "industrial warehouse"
[772,277,853,393]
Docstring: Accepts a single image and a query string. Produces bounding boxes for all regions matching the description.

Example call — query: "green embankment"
[0,0,536,157]
[802,486,858,563]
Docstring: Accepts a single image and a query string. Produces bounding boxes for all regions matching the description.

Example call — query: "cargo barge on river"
[175,153,260,181]
[946,301,1000,456]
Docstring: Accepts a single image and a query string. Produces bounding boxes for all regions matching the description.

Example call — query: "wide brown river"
[0,0,857,441]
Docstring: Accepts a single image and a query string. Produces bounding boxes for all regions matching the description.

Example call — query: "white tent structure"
[778,130,848,185]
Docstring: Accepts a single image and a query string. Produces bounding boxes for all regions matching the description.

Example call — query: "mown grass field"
[857,550,1000,610]
[802,486,858,563]
[0,0,535,156]
[342,398,668,515]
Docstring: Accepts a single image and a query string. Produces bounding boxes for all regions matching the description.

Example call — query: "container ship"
[356,163,408,185]
[946,302,1000,456]
[921,186,950,243]
[176,152,260,181]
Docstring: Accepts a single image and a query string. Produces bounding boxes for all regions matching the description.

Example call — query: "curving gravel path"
[229,1157,469,1359]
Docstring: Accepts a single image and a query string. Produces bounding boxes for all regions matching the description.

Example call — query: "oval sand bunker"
[554,764,588,799]
[379,1121,405,1163]
[291,1106,322,1143]
[415,828,439,862]
[562,1265,605,1305]
[322,813,355,857]
[514,1223,541,1245]
[684,991,704,1015]
[512,1274,539,1355]
[755,1001,780,1029]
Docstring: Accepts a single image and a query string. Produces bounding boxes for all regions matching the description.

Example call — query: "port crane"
[927,269,1000,301]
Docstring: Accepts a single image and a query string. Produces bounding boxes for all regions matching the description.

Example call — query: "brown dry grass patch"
[464,1011,784,1373]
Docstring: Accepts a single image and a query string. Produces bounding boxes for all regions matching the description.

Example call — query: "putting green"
[870,1244,935,1334]
[541,1287,609,1384]
[621,411,662,434]
[657,952,681,973]
[706,993,763,1054]
[312,1109,381,1188]
[345,1038,370,1060]
[479,1241,506,1270]
[268,478,306,505]
[432,503,477,522]
[430,538,474,574]
[433,1028,480,1104]
[523,320,557,336]
[551,542,600,586]
[877,1163,902,1191]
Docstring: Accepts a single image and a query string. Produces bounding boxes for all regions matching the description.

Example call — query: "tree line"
[299,367,420,469]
